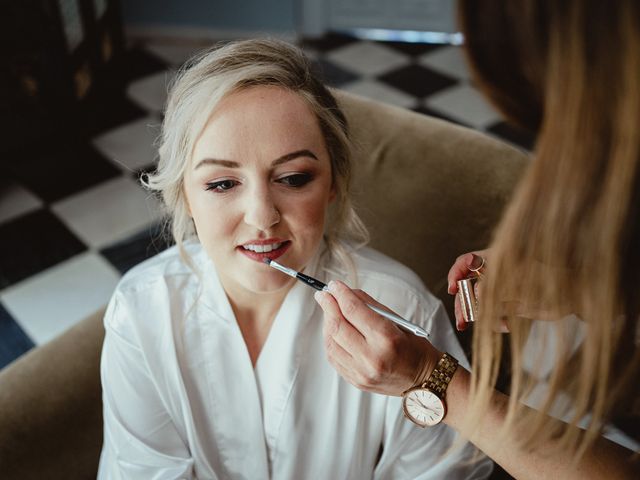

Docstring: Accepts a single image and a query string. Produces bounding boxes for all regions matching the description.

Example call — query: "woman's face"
[184,86,335,297]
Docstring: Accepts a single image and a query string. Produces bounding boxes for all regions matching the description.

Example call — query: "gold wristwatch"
[402,352,458,427]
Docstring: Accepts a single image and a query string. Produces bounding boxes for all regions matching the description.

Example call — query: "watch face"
[402,388,445,427]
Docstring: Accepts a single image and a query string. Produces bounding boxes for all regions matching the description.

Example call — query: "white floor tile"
[326,41,410,77]
[0,181,43,224]
[92,116,161,172]
[0,252,120,345]
[51,176,163,249]
[341,79,417,109]
[418,46,472,81]
[127,70,176,113]
[424,84,502,129]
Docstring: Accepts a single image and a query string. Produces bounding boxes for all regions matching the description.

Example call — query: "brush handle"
[365,303,430,339]
[296,272,328,291]
[292,267,430,339]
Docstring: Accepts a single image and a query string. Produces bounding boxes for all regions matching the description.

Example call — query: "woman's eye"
[205,179,238,192]
[277,173,313,188]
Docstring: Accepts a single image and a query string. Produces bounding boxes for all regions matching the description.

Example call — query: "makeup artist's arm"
[314,282,639,480]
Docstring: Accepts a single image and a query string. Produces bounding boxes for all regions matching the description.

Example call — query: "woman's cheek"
[294,195,329,225]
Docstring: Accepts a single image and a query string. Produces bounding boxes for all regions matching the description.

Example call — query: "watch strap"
[423,352,458,398]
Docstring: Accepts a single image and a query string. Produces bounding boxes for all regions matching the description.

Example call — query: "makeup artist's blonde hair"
[459,0,640,462]
[144,38,368,274]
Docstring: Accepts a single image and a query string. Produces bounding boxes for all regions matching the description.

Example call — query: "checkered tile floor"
[0,33,534,368]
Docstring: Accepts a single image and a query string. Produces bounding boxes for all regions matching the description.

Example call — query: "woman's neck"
[222,277,295,366]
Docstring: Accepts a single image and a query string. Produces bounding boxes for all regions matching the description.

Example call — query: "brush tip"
[262,258,272,265]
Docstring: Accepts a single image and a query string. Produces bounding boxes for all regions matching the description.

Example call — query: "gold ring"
[469,256,485,273]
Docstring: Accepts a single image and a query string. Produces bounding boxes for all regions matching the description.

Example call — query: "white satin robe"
[98,242,493,479]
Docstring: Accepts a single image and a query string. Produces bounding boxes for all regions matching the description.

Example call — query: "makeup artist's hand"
[447,249,490,331]
[314,281,442,396]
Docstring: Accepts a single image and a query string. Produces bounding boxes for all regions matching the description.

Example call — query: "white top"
[98,242,493,479]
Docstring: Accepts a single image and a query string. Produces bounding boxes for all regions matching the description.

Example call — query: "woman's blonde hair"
[459,0,640,460]
[144,38,368,274]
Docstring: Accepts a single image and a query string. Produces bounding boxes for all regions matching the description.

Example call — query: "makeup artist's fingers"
[316,290,397,390]
[321,330,378,392]
[316,291,368,353]
[323,325,355,365]
[454,293,470,331]
[316,290,407,386]
[326,281,399,339]
[447,250,489,294]
[316,281,441,395]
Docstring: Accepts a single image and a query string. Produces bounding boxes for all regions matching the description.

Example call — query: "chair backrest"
[336,91,529,341]
[0,308,106,480]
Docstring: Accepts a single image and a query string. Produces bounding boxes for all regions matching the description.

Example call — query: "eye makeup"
[204,170,315,193]
[276,172,314,188]
[205,179,238,192]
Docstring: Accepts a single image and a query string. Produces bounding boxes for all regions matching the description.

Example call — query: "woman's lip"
[240,238,287,247]
[237,241,291,262]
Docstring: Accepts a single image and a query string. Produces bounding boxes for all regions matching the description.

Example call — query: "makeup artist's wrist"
[406,340,442,391]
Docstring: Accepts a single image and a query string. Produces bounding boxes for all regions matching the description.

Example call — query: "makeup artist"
[314,0,640,478]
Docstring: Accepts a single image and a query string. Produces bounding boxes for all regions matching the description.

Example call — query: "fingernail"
[314,291,324,303]
[328,281,338,293]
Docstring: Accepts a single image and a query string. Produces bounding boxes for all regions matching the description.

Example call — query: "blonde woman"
[97,39,491,479]
[315,1,640,478]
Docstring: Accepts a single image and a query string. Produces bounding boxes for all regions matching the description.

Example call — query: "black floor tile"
[384,41,443,57]
[486,121,536,151]
[80,89,148,137]
[100,222,172,275]
[0,303,34,369]
[311,58,360,87]
[378,64,458,98]
[114,46,170,84]
[8,141,121,203]
[0,209,87,289]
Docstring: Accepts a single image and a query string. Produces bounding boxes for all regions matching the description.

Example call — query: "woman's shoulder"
[116,241,204,296]
[105,242,207,335]
[350,246,426,291]
[344,246,450,337]
[333,246,440,313]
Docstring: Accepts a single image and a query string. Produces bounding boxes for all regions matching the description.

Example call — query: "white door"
[300,0,457,39]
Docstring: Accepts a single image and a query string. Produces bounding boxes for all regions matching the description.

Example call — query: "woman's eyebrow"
[194,149,318,170]
[272,149,318,166]
[194,158,240,169]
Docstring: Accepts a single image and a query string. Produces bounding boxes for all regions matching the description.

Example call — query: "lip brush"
[263,258,430,339]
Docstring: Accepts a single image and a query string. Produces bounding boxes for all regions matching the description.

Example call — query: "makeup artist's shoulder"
[115,241,206,295]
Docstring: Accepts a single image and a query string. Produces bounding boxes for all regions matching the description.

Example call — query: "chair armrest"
[0,308,106,480]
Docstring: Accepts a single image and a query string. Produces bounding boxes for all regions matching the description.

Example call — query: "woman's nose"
[243,186,280,230]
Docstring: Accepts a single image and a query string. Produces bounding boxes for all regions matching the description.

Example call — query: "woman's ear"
[329,184,337,203]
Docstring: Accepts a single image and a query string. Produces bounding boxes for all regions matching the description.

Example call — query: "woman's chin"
[242,274,295,295]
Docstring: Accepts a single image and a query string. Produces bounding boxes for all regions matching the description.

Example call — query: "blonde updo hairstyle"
[144,39,368,273]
